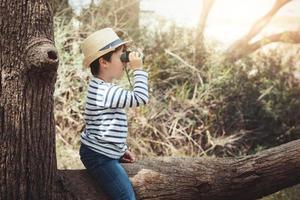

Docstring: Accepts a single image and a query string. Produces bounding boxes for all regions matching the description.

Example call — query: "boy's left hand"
[120,149,136,163]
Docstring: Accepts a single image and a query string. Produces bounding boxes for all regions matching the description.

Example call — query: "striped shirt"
[80,68,149,159]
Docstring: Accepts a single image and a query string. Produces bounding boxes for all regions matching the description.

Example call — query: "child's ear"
[99,57,107,68]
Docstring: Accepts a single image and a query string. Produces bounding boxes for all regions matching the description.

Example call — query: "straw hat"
[81,28,130,68]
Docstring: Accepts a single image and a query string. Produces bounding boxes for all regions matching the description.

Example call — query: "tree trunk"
[0,0,61,199]
[194,0,215,66]
[196,0,215,40]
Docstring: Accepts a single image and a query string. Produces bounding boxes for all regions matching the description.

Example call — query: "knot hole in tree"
[25,37,59,77]
[47,50,58,61]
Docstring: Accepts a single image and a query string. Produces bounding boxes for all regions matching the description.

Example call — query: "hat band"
[99,38,124,51]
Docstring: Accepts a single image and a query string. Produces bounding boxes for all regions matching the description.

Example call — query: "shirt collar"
[92,76,105,83]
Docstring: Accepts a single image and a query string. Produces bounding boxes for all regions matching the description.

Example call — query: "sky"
[68,0,300,45]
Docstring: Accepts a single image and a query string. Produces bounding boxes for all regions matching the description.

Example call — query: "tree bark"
[56,138,300,200]
[0,0,61,199]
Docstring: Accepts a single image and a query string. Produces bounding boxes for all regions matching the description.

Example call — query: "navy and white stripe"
[80,69,149,159]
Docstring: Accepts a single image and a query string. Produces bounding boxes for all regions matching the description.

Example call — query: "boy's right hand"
[128,51,143,70]
[119,149,136,163]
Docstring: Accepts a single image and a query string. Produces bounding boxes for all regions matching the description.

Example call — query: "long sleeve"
[100,69,149,108]
[82,69,147,160]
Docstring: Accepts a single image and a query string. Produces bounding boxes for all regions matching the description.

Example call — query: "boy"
[79,27,148,200]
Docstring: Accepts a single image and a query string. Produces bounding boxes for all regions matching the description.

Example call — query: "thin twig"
[165,49,204,86]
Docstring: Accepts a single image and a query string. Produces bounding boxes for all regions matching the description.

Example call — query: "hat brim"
[83,40,131,68]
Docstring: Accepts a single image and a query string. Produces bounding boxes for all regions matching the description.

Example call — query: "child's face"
[106,45,126,80]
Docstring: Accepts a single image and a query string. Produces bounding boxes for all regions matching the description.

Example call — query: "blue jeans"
[79,142,136,200]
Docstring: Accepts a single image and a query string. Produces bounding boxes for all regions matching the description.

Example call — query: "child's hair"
[90,45,124,76]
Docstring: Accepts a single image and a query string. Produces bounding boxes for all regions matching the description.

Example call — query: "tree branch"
[249,31,300,51]
[227,31,300,62]
[56,139,300,200]
[227,0,293,61]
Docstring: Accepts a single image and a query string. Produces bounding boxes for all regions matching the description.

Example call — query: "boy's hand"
[128,51,143,70]
[120,149,136,163]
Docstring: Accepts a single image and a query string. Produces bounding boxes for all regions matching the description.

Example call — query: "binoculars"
[120,51,145,63]
[121,50,145,89]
